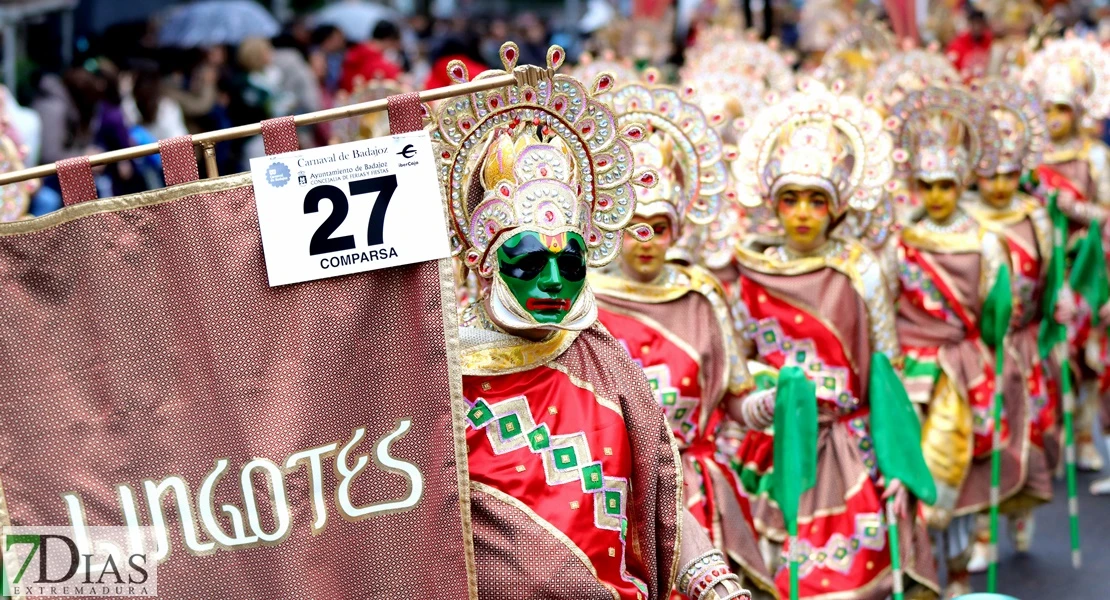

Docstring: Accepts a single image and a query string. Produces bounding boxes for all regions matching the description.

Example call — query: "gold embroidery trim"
[438,258,479,600]
[900,225,983,254]
[543,360,624,417]
[590,270,692,304]
[460,329,579,376]
[0,173,254,236]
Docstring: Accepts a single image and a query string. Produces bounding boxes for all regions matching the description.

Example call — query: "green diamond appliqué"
[553,447,578,470]
[498,413,523,439]
[581,463,604,492]
[468,400,493,427]
[528,424,551,451]
[605,490,622,516]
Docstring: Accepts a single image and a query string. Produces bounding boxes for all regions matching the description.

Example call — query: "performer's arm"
[676,513,752,600]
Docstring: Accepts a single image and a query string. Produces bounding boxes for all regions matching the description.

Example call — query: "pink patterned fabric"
[57,156,97,205]
[0,175,473,597]
[261,116,299,155]
[158,136,200,185]
[388,93,424,134]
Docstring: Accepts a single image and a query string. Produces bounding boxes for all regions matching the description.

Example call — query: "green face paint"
[496,230,587,324]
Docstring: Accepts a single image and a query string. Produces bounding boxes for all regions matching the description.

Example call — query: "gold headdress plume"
[426,42,659,278]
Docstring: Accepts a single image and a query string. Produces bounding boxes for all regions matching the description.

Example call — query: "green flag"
[771,366,818,537]
[1069,225,1110,326]
[869,352,937,505]
[981,261,1013,351]
[1039,193,1068,359]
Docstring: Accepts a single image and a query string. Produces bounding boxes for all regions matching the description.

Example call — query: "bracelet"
[694,573,741,600]
[677,550,726,593]
[719,589,752,600]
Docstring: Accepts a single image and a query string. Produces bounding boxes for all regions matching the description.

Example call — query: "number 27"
[303,175,397,256]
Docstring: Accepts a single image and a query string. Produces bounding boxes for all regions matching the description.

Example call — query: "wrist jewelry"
[693,573,741,600]
[678,550,729,598]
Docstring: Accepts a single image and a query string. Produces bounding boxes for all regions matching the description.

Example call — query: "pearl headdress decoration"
[868,49,959,111]
[974,78,1046,174]
[733,80,893,215]
[1021,35,1110,125]
[426,42,658,278]
[598,69,728,235]
[886,84,1000,186]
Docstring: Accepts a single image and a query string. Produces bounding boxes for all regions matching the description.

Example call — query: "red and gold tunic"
[966,195,1060,503]
[895,210,1030,516]
[460,323,684,600]
[592,264,776,597]
[729,237,938,599]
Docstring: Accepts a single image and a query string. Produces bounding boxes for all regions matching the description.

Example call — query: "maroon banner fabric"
[0,158,474,596]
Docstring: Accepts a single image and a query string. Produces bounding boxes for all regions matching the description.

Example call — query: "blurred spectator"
[162,47,225,134]
[91,61,145,196]
[125,66,188,142]
[947,9,993,81]
[515,14,549,66]
[230,38,294,126]
[311,25,348,94]
[423,34,487,90]
[31,68,98,166]
[339,22,404,92]
[481,19,510,66]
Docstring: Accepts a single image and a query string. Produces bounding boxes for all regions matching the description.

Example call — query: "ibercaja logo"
[1,526,158,597]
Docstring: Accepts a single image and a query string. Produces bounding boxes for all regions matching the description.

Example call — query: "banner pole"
[0,73,522,187]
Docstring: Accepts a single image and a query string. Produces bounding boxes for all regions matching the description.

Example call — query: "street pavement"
[968,469,1110,598]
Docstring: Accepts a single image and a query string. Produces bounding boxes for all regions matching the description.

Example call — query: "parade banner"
[0,101,476,598]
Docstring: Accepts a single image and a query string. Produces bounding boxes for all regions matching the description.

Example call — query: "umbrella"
[312,1,400,42]
[158,0,280,48]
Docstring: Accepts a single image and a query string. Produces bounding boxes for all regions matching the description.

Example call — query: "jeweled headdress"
[426,42,657,277]
[1021,35,1110,124]
[683,37,796,95]
[570,51,640,91]
[868,48,960,111]
[974,78,1046,174]
[733,80,893,215]
[886,84,1000,185]
[682,71,767,144]
[815,15,897,96]
[598,69,727,235]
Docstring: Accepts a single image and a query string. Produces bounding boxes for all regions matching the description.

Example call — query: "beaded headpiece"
[815,16,897,96]
[868,49,960,112]
[426,42,658,278]
[1021,35,1110,123]
[734,80,893,216]
[570,51,640,91]
[683,37,796,95]
[598,70,727,236]
[974,78,1046,174]
[886,84,1000,186]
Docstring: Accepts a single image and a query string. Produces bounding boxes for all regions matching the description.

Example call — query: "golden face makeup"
[1044,102,1076,142]
[917,178,961,222]
[775,186,832,253]
[620,214,674,283]
[978,171,1021,209]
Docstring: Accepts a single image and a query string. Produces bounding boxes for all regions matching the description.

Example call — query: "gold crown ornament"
[868,47,960,113]
[597,69,728,233]
[886,83,1000,186]
[733,79,894,216]
[973,78,1046,174]
[814,15,897,96]
[426,42,659,278]
[569,51,640,94]
[1021,34,1110,127]
[682,36,796,96]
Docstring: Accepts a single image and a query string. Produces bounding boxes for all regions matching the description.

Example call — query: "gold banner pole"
[0,72,520,187]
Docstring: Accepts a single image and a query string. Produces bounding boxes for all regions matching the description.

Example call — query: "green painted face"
[496,230,587,324]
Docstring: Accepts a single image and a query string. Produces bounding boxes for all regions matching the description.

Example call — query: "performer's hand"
[922,504,953,530]
[1056,286,1078,325]
[881,478,910,520]
[1099,300,1110,324]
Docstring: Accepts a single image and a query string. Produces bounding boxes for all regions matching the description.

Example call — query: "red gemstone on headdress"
[598,197,610,208]
[598,158,609,167]
[525,90,534,102]
[554,98,565,112]
[640,172,655,185]
[552,49,563,64]
[533,117,541,126]
[441,151,450,159]
[583,123,593,134]
[540,167,549,176]
[490,97,500,108]
[545,210,555,220]
[451,66,464,80]
[505,47,517,62]
[628,128,642,139]
[461,120,472,130]
[598,75,612,90]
